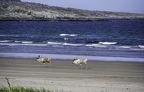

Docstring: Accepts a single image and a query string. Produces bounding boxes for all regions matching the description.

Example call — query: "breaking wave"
[139,45,144,49]
[63,43,83,46]
[99,42,118,45]
[0,40,143,51]
[22,41,33,44]
[59,34,78,37]
[0,40,11,43]
[47,42,63,45]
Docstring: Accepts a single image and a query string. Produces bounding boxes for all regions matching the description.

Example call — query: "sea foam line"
[139,45,144,49]
[0,43,47,46]
[47,42,63,45]
[86,44,107,48]
[0,41,144,50]
[0,40,11,43]
[99,42,117,45]
[63,43,83,46]
[59,34,78,37]
[22,41,33,44]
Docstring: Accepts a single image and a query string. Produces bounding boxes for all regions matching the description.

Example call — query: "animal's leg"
[80,64,83,69]
[49,62,51,66]
[40,63,43,65]
[85,63,88,69]
[43,63,46,65]
[45,62,49,67]
[49,62,51,67]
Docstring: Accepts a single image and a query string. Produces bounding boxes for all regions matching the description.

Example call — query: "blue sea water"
[0,20,144,62]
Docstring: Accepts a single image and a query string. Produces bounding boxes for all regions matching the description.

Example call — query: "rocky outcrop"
[0,0,144,20]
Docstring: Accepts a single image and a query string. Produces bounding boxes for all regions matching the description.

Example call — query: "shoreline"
[0,58,144,92]
[0,52,144,62]
[1,19,144,21]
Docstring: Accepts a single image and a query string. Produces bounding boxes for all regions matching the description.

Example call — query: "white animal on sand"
[35,55,51,66]
[72,58,88,69]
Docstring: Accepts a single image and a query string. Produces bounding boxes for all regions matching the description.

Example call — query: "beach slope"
[0,58,144,92]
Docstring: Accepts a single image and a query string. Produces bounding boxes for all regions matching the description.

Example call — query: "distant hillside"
[0,0,144,20]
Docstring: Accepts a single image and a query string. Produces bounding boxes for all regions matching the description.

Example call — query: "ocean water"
[0,20,144,62]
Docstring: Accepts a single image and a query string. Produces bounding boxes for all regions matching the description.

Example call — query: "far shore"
[0,57,144,92]
[0,18,144,21]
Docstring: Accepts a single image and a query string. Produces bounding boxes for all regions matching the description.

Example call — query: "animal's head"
[72,58,77,64]
[35,55,40,61]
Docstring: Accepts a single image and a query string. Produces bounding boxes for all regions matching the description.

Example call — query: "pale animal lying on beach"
[35,55,51,66]
[72,58,88,69]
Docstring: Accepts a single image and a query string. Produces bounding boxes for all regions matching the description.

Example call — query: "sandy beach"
[0,58,144,92]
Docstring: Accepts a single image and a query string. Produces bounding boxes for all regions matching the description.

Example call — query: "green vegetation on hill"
[0,0,144,20]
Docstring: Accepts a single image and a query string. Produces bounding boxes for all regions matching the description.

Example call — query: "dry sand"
[0,58,144,92]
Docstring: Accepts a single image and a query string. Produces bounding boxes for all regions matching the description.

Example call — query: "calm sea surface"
[0,20,144,62]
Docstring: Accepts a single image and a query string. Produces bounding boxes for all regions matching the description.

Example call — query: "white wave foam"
[138,45,144,49]
[119,46,131,49]
[24,44,47,46]
[63,43,83,46]
[99,42,117,45]
[0,43,47,46]
[15,41,22,43]
[0,43,21,46]
[86,44,107,48]
[47,42,63,45]
[0,40,11,43]
[59,34,78,37]
[22,41,33,44]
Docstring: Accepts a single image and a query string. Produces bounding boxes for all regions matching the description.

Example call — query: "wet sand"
[0,58,144,92]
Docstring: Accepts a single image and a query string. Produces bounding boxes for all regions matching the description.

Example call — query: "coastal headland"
[0,0,144,21]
